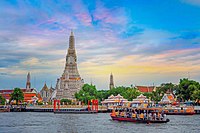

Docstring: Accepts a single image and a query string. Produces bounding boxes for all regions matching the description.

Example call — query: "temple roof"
[136,86,155,93]
[41,83,49,91]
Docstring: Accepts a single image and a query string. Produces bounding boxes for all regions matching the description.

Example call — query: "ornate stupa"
[109,73,114,90]
[26,72,31,90]
[56,31,84,99]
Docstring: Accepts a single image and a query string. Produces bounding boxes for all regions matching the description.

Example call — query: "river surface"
[0,112,199,133]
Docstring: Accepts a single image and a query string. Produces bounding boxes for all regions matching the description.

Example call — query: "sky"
[0,0,200,91]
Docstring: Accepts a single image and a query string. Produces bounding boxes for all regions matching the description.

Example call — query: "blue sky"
[0,0,200,90]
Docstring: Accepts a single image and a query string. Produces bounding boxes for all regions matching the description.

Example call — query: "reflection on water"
[0,112,200,133]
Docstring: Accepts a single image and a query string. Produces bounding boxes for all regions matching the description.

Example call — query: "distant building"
[40,83,53,103]
[109,73,114,90]
[0,88,39,103]
[159,93,176,104]
[0,73,42,104]
[130,94,151,108]
[101,94,128,107]
[135,86,156,93]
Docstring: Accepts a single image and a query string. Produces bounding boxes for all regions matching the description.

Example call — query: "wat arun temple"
[55,31,84,99]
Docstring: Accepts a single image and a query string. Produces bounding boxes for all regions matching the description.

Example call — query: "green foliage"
[75,79,200,104]
[0,95,6,105]
[75,84,142,103]
[120,87,141,101]
[60,99,72,105]
[96,90,110,101]
[37,101,43,105]
[75,84,97,104]
[160,83,177,93]
[176,78,200,101]
[10,88,24,105]
[48,102,52,105]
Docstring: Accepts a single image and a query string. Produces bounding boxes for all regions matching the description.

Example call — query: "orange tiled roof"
[167,95,174,100]
[136,86,154,93]
[36,93,43,101]
[0,89,38,102]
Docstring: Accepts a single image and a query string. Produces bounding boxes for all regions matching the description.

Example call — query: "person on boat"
[132,112,136,119]
[144,111,147,120]
[153,113,156,120]
[140,113,144,120]
[163,114,167,121]
[120,111,125,117]
[116,110,119,116]
[111,109,116,117]
[148,112,152,120]
[157,112,161,120]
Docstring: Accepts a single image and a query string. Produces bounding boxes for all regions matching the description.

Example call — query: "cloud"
[0,0,200,90]
[93,1,127,25]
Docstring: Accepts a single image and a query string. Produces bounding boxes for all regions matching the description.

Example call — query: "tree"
[75,84,98,104]
[60,99,72,105]
[176,78,200,101]
[121,87,141,101]
[96,90,110,101]
[160,83,177,93]
[10,88,24,105]
[0,95,6,105]
[192,89,200,101]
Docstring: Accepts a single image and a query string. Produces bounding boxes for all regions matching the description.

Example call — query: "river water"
[0,112,199,133]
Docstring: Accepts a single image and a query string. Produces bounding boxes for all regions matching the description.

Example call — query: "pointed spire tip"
[70,29,74,36]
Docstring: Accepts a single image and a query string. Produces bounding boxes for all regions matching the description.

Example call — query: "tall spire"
[109,73,114,90]
[56,31,84,99]
[69,30,75,49]
[26,72,31,89]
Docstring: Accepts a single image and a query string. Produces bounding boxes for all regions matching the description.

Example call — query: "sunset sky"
[0,0,200,90]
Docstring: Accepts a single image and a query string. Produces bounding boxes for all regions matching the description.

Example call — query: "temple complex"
[56,31,84,99]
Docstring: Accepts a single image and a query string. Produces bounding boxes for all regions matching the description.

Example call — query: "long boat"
[110,106,170,124]
[110,115,170,123]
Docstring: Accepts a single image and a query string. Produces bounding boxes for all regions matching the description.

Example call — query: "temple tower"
[56,31,84,99]
[26,72,31,89]
[109,73,114,90]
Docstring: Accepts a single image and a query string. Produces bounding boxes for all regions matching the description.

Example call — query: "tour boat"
[110,115,170,123]
[110,106,170,124]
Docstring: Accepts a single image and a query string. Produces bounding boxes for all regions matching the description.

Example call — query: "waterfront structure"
[56,31,84,99]
[159,93,176,104]
[109,73,114,90]
[135,86,156,93]
[130,94,151,108]
[101,94,128,107]
[26,72,31,90]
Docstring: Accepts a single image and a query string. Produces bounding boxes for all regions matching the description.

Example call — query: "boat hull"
[0,108,10,112]
[111,116,170,123]
[165,112,195,115]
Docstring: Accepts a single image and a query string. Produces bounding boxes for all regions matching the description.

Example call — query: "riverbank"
[2,105,199,114]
